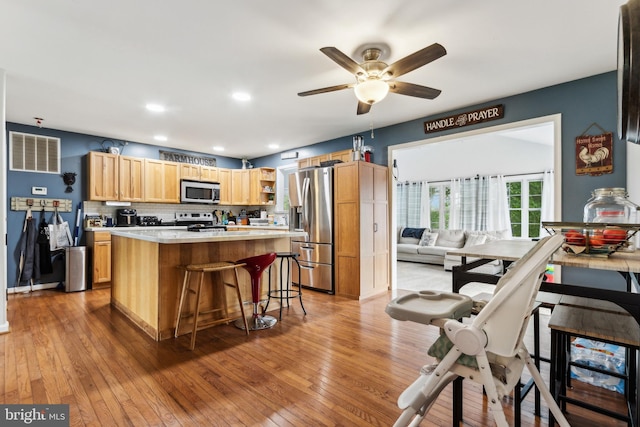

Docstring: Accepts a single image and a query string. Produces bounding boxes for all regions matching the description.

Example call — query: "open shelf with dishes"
[542,221,640,256]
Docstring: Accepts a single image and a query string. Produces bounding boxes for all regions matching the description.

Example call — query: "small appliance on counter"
[116,209,137,227]
[137,215,163,226]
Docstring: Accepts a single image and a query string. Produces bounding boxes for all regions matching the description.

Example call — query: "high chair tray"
[386,291,473,325]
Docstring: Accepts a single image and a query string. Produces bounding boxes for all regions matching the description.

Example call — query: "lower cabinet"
[86,231,111,289]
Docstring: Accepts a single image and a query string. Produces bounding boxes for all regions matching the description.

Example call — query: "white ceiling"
[0,0,626,159]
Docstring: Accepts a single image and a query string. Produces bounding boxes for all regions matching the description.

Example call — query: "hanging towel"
[18,216,40,285]
[37,211,53,274]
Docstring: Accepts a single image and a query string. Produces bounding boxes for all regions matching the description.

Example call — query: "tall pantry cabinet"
[334,161,389,299]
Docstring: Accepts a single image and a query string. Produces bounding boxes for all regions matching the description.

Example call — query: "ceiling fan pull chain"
[370,120,375,139]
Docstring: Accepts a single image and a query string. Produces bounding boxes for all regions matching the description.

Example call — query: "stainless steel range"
[175,212,215,226]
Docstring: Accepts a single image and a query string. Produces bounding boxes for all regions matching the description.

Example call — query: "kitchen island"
[109,228,307,341]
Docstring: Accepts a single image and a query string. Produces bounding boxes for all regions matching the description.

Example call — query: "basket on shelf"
[541,221,640,257]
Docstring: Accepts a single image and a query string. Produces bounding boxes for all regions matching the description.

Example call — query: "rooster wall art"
[578,146,609,168]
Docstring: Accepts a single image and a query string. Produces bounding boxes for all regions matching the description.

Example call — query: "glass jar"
[583,187,638,223]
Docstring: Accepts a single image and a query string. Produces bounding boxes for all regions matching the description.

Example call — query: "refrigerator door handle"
[301,176,311,232]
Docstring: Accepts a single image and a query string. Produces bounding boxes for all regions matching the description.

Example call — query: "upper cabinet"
[144,159,180,203]
[297,149,353,169]
[231,169,251,205]
[249,167,276,205]
[87,152,271,206]
[218,168,232,205]
[88,152,119,201]
[179,164,220,183]
[118,156,145,202]
[88,152,144,202]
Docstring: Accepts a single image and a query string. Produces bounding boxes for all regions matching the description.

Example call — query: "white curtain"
[540,169,555,235]
[419,182,431,228]
[396,181,430,228]
[448,174,511,233]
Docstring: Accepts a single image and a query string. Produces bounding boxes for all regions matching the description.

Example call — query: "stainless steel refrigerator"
[289,166,334,293]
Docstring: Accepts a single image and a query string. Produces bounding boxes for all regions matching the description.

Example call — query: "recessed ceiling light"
[212,146,225,152]
[146,103,166,113]
[268,144,279,150]
[154,135,168,142]
[232,92,251,102]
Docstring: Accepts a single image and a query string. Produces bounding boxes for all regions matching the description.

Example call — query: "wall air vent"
[9,131,61,173]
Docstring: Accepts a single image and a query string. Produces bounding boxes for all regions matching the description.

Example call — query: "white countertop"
[226,224,289,231]
[85,226,186,232]
[108,228,307,244]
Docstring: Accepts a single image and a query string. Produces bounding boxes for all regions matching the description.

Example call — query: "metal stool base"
[235,315,277,330]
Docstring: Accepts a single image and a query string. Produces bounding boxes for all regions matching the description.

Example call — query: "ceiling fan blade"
[320,47,365,76]
[382,43,446,78]
[357,101,371,115]
[298,83,353,97]
[389,81,441,99]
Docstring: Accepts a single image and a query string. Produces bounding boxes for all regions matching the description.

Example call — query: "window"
[10,131,61,173]
[429,184,450,230]
[275,163,298,213]
[506,175,544,238]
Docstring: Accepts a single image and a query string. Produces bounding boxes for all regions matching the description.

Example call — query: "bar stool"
[234,253,278,331]
[175,261,249,350]
[266,252,307,320]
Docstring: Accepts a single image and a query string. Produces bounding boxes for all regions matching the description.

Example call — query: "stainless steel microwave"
[180,179,220,204]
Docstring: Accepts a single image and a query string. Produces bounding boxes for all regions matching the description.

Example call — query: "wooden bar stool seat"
[175,261,249,350]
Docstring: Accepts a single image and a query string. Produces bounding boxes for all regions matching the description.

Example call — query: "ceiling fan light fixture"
[354,79,389,105]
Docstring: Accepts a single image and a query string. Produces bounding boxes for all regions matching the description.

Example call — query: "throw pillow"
[401,227,426,239]
[420,232,439,246]
[464,233,487,248]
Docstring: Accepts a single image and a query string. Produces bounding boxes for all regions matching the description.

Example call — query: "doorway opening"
[387,114,562,290]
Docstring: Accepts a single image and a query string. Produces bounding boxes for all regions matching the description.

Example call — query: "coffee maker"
[116,209,137,227]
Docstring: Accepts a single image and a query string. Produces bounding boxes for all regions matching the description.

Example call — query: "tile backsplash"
[83,201,284,224]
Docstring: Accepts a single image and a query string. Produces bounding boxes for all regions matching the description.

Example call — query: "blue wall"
[254,71,628,290]
[5,123,243,288]
[6,71,628,290]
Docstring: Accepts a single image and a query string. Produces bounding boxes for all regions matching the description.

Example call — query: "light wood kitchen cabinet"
[88,151,119,201]
[144,159,180,203]
[218,168,232,204]
[334,161,389,299]
[88,152,145,202]
[86,231,112,289]
[179,164,220,182]
[179,164,200,180]
[118,156,145,201]
[200,166,220,182]
[297,149,353,169]
[231,169,250,205]
[249,167,276,205]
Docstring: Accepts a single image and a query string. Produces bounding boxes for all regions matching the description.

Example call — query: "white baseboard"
[8,282,61,294]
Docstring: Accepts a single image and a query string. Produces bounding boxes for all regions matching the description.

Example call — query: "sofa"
[397,227,512,274]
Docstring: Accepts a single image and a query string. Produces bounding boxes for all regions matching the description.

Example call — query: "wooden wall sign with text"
[575,132,612,176]
[424,104,504,134]
[159,150,217,167]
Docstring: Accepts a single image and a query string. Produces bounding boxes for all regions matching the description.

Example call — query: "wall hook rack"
[10,197,73,212]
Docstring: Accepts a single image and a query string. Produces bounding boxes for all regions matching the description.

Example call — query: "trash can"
[65,246,87,292]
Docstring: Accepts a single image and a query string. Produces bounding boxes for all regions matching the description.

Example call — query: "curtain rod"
[399,171,550,185]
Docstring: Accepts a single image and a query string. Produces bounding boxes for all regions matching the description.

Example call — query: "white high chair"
[386,234,570,427]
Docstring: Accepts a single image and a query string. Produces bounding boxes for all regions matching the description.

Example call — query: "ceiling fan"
[298,43,446,115]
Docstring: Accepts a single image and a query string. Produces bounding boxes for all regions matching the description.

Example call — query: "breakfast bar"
[109,228,307,341]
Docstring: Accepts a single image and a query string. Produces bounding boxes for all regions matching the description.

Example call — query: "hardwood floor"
[1,285,628,426]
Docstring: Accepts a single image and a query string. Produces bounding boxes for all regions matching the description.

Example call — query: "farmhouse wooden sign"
[424,104,504,134]
[159,150,217,167]
[575,132,612,176]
